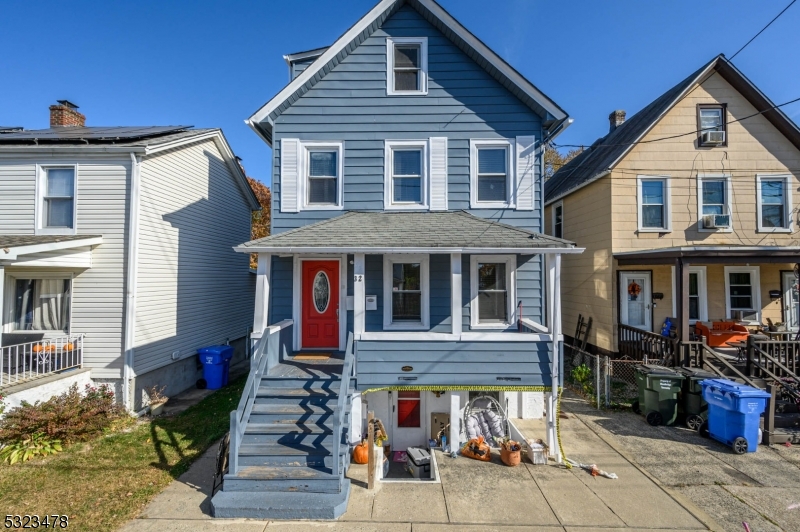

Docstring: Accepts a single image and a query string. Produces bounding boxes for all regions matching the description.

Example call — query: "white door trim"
[292,255,347,352]
[392,390,426,452]
[688,266,708,323]
[619,271,652,332]
[782,271,798,331]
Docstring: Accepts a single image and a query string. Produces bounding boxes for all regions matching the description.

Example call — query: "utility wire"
[729,0,797,60]
[553,95,800,150]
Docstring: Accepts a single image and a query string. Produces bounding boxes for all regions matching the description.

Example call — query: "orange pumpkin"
[353,440,369,464]
[45,344,57,352]
[32,344,44,353]
[64,343,74,351]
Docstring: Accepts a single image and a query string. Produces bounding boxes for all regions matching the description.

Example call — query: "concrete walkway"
[119,394,718,532]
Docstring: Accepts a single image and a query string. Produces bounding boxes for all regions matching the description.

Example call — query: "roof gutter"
[233,245,585,255]
[122,152,142,411]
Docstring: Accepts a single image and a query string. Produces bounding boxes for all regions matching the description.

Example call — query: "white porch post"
[0,265,4,352]
[354,253,366,338]
[451,253,462,335]
[449,391,460,452]
[253,253,272,338]
[545,253,562,461]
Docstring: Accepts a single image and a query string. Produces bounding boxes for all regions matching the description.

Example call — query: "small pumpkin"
[353,440,369,464]
[45,344,57,352]
[64,343,74,351]
[32,344,44,353]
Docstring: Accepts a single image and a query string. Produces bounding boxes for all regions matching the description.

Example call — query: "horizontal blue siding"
[269,256,293,324]
[356,340,552,388]
[271,3,543,235]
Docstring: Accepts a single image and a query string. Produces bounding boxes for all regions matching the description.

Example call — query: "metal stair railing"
[228,319,293,476]
[748,341,800,403]
[333,333,355,478]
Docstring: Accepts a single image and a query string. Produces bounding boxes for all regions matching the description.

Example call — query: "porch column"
[354,253,366,338]
[545,253,562,462]
[451,253,462,335]
[253,253,272,336]
[676,258,690,343]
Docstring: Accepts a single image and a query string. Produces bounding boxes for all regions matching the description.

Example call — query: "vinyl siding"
[270,4,543,234]
[133,140,254,375]
[356,340,552,388]
[0,162,35,233]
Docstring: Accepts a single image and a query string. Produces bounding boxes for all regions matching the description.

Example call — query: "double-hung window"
[301,142,343,210]
[637,176,671,231]
[698,174,731,230]
[470,255,516,329]
[724,266,761,322]
[470,140,514,208]
[38,166,76,233]
[386,37,428,95]
[697,104,727,147]
[12,277,72,333]
[383,255,429,330]
[757,174,792,232]
[553,202,564,238]
[384,141,427,209]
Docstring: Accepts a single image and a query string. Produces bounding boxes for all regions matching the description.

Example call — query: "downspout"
[123,152,142,411]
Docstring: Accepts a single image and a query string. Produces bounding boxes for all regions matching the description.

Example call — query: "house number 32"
[354,274,364,282]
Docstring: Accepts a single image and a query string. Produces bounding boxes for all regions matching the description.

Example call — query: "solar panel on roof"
[0,125,192,143]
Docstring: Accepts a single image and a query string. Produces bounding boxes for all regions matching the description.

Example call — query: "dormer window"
[697,104,727,147]
[387,37,428,96]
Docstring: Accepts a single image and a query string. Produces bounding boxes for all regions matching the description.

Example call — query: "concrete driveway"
[119,394,717,532]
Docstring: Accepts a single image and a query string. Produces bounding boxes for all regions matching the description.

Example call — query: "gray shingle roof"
[0,234,102,249]
[545,54,800,205]
[0,126,216,147]
[238,211,575,251]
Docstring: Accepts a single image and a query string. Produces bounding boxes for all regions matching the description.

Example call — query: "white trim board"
[235,246,584,255]
[1,237,103,262]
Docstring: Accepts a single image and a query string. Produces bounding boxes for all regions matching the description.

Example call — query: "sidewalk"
[119,393,718,532]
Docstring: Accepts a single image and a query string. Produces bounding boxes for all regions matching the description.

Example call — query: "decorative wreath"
[627,281,641,297]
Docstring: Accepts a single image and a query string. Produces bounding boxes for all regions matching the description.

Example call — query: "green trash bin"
[632,364,684,426]
[677,367,717,431]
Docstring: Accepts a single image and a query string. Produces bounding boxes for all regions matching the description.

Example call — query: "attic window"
[387,37,428,96]
[697,104,727,147]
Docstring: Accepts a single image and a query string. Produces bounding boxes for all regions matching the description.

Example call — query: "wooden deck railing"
[617,324,679,365]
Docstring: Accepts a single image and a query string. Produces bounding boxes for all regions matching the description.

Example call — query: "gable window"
[384,140,427,210]
[697,104,727,146]
[470,255,516,329]
[383,255,430,330]
[757,174,792,232]
[300,142,343,210]
[38,166,76,234]
[637,176,671,232]
[724,266,761,322]
[12,277,72,333]
[553,202,564,238]
[697,174,732,231]
[386,37,428,96]
[470,140,514,208]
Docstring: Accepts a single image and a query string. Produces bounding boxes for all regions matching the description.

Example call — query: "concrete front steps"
[211,358,352,519]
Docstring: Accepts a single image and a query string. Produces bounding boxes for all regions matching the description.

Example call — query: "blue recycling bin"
[198,345,234,389]
[701,379,770,454]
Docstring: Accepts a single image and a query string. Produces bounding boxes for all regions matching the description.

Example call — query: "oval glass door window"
[313,271,330,313]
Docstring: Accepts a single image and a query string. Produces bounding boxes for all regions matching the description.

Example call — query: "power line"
[553,95,800,150]
[729,0,797,60]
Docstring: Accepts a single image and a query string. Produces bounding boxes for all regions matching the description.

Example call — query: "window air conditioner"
[702,130,725,144]
[703,209,731,229]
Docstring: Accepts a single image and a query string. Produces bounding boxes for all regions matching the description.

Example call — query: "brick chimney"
[49,100,85,127]
[608,110,626,133]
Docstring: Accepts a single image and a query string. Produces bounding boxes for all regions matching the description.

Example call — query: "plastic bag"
[460,436,492,462]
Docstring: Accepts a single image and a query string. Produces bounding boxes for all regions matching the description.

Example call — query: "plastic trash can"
[676,367,718,431]
[632,364,684,426]
[198,345,234,390]
[700,379,770,454]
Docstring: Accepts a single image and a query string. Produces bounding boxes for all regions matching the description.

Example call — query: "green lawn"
[0,377,244,532]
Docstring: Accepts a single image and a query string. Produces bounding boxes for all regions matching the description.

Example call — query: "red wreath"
[628,281,641,297]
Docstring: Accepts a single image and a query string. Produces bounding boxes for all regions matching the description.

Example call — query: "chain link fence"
[564,344,653,409]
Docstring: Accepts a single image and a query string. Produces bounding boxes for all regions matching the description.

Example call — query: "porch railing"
[1,335,84,388]
[229,319,292,476]
[333,333,355,478]
[618,324,679,364]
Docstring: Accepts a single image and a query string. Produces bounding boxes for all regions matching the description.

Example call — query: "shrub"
[570,364,594,396]
[0,383,123,444]
[0,432,62,464]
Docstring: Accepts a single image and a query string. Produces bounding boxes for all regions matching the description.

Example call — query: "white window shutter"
[515,135,536,211]
[429,136,448,211]
[280,138,300,213]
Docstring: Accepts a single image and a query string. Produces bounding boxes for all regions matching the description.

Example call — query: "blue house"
[212,0,580,519]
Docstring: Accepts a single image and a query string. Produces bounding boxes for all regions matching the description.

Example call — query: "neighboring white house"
[0,101,259,410]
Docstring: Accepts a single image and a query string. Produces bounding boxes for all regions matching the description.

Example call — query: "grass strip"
[0,377,244,531]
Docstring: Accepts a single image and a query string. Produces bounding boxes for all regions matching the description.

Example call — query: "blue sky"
[1,1,798,186]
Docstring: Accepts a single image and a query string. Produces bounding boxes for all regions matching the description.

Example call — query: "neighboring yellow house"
[544,54,800,354]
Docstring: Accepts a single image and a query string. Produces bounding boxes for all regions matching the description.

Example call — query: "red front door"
[301,260,340,349]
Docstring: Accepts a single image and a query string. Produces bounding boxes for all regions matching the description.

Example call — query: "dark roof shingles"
[0,234,102,249]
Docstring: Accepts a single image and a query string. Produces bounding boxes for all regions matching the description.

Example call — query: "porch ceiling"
[615,245,800,265]
[0,235,103,261]
[235,211,580,254]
